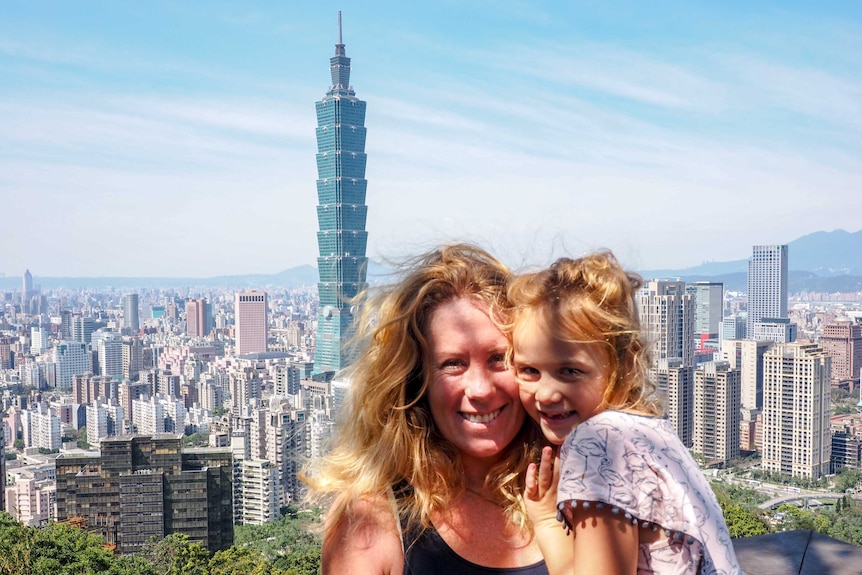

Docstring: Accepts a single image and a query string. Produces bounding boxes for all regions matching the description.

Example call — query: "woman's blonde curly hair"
[502,250,661,416]
[302,243,542,536]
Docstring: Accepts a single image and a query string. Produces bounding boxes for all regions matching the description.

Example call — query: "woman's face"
[424,296,525,465]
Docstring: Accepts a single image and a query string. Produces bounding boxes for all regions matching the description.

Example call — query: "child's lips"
[542,410,576,421]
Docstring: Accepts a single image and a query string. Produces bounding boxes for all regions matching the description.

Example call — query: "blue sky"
[2,1,860,278]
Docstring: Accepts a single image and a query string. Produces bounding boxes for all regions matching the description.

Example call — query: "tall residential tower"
[746,245,788,339]
[313,12,368,378]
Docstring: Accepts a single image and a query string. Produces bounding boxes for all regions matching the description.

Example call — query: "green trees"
[233,511,323,575]
[0,514,116,575]
[0,513,322,575]
[834,469,862,493]
[712,484,771,538]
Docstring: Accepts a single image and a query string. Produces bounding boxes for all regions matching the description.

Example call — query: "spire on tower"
[335,10,345,56]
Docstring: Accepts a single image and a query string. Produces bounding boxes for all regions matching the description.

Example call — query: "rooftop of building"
[735,530,862,575]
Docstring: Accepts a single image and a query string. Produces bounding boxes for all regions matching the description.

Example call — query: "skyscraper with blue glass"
[313,13,368,378]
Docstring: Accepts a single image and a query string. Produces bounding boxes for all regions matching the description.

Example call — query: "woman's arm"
[321,494,404,575]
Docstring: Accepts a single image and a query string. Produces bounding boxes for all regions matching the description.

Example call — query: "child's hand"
[524,445,560,532]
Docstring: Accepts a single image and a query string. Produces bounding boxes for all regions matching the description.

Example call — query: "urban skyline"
[3,2,861,278]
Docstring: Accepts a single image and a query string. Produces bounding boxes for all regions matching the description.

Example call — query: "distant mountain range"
[0,260,399,292]
[639,229,862,293]
[2,229,861,293]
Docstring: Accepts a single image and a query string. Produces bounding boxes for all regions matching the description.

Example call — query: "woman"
[303,244,547,574]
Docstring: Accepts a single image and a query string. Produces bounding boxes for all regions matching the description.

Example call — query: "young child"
[506,251,741,575]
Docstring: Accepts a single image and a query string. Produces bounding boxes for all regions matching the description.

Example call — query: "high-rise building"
[235,291,267,356]
[97,334,124,380]
[29,327,49,356]
[638,279,695,369]
[719,314,746,341]
[693,361,741,465]
[60,310,73,340]
[652,358,693,447]
[751,317,796,344]
[820,320,862,387]
[234,459,280,526]
[123,293,140,333]
[122,337,143,381]
[22,403,61,451]
[686,282,723,338]
[55,435,233,554]
[53,341,92,390]
[313,12,369,378]
[746,245,788,339]
[230,367,262,416]
[274,364,301,396]
[186,298,211,338]
[719,339,773,412]
[22,269,32,301]
[761,343,831,480]
[71,314,94,344]
[86,400,124,447]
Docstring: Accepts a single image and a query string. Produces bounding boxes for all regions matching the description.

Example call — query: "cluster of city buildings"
[0,16,369,554]
[642,244,862,480]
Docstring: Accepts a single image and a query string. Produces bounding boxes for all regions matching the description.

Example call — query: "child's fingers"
[537,446,554,494]
[525,462,539,498]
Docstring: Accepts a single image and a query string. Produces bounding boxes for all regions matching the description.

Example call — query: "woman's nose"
[464,368,494,399]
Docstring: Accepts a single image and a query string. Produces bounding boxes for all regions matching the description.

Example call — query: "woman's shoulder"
[322,492,404,574]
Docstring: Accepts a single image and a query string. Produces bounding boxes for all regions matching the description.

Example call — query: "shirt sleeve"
[556,414,693,536]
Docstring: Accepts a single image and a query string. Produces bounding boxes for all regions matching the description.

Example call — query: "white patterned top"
[556,410,741,575]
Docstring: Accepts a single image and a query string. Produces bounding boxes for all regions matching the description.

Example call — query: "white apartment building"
[5,472,55,527]
[22,403,61,450]
[693,361,741,465]
[752,318,797,344]
[97,334,124,380]
[86,401,124,447]
[230,367,261,416]
[761,343,831,480]
[30,327,50,356]
[746,245,788,339]
[132,394,185,435]
[53,341,91,390]
[234,459,280,525]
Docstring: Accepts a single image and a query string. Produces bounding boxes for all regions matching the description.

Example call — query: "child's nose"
[534,381,561,404]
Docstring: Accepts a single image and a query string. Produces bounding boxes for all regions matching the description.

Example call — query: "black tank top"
[403,525,548,575]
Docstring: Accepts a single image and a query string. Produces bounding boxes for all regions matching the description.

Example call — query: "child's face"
[512,313,610,445]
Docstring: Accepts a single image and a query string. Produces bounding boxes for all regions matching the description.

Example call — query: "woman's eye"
[489,353,506,367]
[441,359,465,370]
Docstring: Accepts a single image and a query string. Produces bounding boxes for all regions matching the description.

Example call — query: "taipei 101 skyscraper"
[312,12,369,379]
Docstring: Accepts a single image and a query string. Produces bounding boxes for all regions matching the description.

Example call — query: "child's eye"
[560,367,583,379]
[516,366,540,382]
